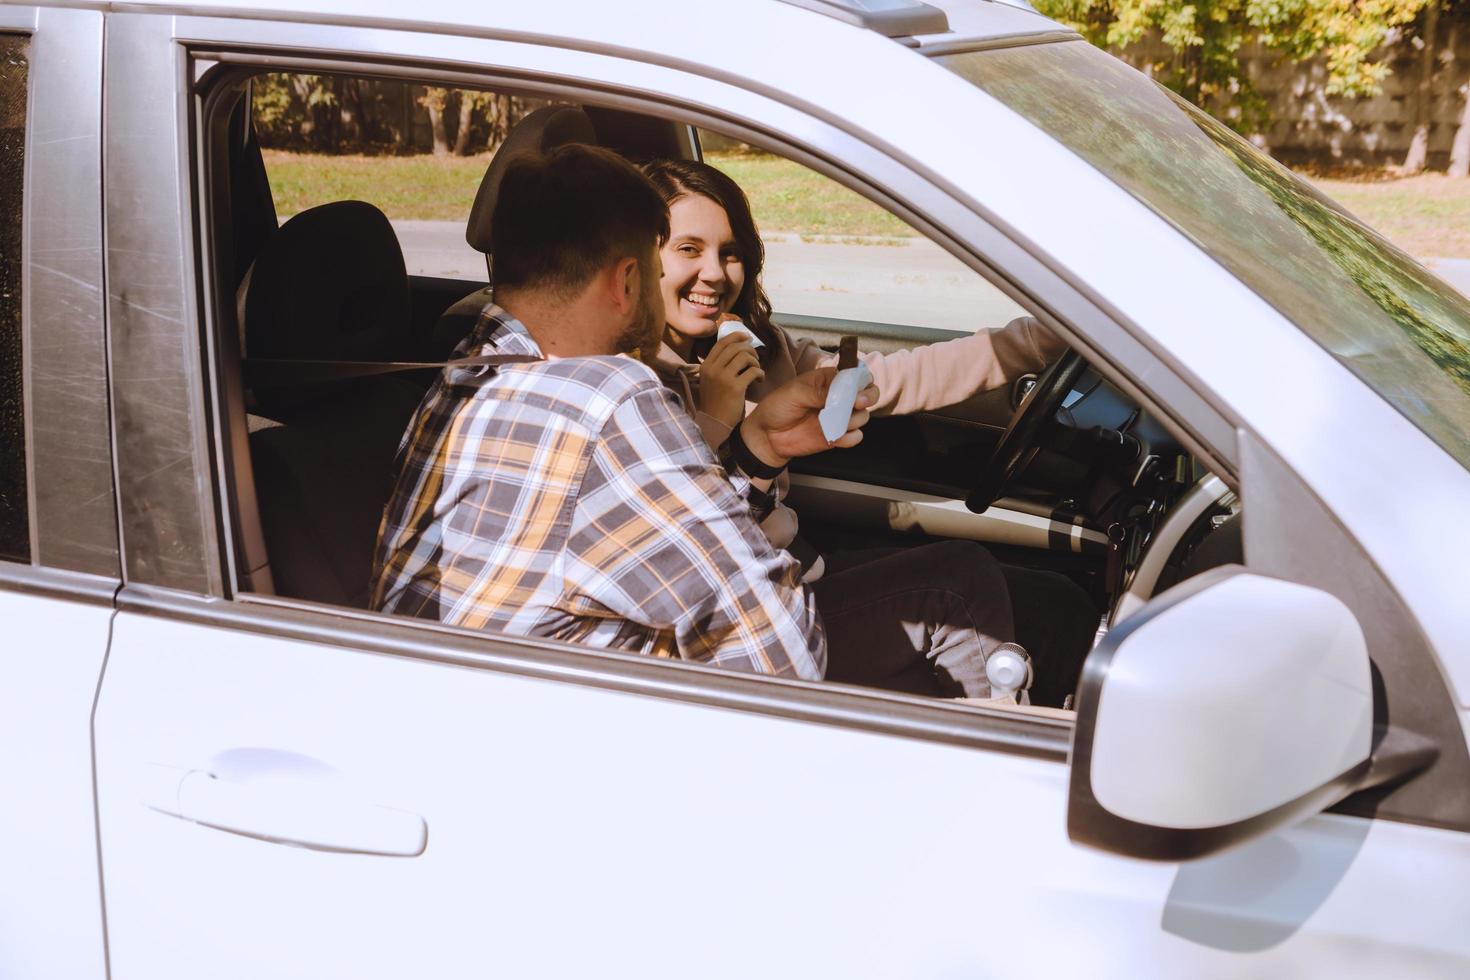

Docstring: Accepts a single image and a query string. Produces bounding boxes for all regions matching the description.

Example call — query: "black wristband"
[728,421,786,480]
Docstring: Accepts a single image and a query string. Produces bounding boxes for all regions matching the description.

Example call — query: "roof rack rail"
[776,0,950,38]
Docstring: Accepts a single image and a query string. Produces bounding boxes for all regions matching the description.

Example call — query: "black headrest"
[244,200,410,365]
[465,106,597,255]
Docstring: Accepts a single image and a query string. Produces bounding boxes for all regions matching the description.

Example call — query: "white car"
[3,0,1469,976]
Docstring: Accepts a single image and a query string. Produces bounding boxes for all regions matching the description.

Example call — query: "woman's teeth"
[685,293,719,309]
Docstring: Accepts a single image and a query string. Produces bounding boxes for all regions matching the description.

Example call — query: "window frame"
[0,6,119,580]
[0,29,32,565]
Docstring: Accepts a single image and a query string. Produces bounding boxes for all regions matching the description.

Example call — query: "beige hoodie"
[650,316,1066,558]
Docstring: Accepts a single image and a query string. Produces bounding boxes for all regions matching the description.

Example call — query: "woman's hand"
[698,333,764,429]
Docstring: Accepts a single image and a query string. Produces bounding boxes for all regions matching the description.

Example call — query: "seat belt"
[243,353,541,387]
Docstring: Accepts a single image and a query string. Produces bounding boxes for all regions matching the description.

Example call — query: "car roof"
[29,0,1069,51]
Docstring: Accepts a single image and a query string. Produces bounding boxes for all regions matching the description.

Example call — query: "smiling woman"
[646,163,758,352]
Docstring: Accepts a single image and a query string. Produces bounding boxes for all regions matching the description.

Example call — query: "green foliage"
[250,74,299,142]
[1034,0,1430,131]
[249,73,546,155]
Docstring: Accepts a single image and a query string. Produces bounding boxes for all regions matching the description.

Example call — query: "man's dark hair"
[490,143,670,297]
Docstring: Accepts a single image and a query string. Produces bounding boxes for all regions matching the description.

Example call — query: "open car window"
[253,75,562,281]
[211,62,1246,720]
[695,128,1029,346]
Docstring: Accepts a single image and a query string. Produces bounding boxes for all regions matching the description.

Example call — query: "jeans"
[811,540,1098,705]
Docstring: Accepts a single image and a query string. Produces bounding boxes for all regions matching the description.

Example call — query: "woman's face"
[659,193,747,341]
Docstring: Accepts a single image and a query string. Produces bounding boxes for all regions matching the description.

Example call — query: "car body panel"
[94,611,1470,978]
[0,572,113,980]
[3,0,1468,975]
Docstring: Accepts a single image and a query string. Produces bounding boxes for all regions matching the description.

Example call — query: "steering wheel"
[966,350,1086,513]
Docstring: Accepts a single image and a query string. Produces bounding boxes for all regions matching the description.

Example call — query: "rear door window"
[1,35,28,562]
[252,74,558,279]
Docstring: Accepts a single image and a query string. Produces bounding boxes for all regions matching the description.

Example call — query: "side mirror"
[1068,566,1435,861]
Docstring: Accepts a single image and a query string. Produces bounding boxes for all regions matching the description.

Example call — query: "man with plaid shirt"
[371,145,871,679]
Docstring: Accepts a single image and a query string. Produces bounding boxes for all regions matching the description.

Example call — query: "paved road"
[394,220,1029,332]
[1424,258,1470,298]
[395,220,1470,330]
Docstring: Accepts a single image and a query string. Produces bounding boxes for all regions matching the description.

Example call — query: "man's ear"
[608,256,639,315]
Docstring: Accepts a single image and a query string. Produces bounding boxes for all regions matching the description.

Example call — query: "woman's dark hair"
[640,158,778,352]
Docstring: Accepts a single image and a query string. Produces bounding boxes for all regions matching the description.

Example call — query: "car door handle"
[150,767,427,857]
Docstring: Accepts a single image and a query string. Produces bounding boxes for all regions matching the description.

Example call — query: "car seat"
[427,105,598,359]
[241,200,426,607]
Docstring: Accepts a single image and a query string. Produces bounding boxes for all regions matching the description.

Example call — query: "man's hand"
[699,333,764,429]
[740,366,878,468]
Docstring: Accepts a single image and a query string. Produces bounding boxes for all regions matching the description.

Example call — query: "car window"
[208,65,1091,708]
[940,39,1470,472]
[0,35,28,563]
[696,128,1029,343]
[252,74,559,280]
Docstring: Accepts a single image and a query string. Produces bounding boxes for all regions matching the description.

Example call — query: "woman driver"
[640,157,1096,705]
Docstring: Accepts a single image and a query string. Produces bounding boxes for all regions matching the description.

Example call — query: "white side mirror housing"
[1068,567,1431,860]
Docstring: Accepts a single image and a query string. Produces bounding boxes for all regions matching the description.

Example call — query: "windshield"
[940,40,1470,470]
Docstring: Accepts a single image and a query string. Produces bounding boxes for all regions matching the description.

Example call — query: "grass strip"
[263,149,1470,258]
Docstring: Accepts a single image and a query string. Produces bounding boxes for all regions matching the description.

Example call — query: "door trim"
[0,562,119,605]
[118,583,1074,762]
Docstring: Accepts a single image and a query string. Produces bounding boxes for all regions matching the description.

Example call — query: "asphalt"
[1424,258,1470,298]
[392,220,1470,328]
[392,221,1029,332]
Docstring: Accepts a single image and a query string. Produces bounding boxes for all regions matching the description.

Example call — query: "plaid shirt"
[370,306,825,680]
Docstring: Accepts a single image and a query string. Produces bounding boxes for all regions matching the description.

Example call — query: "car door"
[84,13,1076,978]
[0,8,119,979]
[89,5,1470,978]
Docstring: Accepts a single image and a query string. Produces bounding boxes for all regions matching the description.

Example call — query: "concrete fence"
[1126,13,1470,168]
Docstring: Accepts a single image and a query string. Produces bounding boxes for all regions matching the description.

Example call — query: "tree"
[454,91,493,156]
[483,93,519,152]
[1403,0,1443,172]
[1451,70,1470,175]
[1035,0,1430,135]
[419,87,451,157]
[340,78,385,146]
[284,74,338,149]
[250,73,552,156]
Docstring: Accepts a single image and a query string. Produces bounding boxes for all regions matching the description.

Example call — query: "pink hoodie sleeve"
[693,411,735,451]
[791,316,1065,417]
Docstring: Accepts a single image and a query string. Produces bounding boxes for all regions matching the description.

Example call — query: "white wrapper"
[716,319,764,348]
[818,362,873,444]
